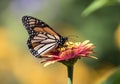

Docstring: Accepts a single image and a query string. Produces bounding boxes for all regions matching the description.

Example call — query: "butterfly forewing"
[22,16,67,58]
[22,16,60,36]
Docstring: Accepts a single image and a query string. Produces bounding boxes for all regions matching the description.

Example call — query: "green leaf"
[81,0,118,17]
[102,68,120,84]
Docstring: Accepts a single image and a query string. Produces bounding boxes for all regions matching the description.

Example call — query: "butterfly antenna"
[66,35,81,42]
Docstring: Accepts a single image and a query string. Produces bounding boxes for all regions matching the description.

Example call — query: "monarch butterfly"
[22,16,68,58]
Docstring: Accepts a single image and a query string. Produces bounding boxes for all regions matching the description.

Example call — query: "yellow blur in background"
[0,0,120,84]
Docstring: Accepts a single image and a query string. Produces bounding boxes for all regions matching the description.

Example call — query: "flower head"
[41,40,97,67]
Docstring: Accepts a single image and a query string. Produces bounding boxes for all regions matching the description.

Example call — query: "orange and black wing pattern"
[22,16,67,57]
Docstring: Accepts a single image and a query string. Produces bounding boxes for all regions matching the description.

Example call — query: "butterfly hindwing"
[27,32,59,57]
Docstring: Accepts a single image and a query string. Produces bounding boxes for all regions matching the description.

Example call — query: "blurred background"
[0,0,120,84]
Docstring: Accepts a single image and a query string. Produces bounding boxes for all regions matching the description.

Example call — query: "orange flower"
[41,40,97,67]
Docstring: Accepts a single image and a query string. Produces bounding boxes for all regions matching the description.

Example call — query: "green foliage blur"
[0,0,120,84]
[102,68,120,84]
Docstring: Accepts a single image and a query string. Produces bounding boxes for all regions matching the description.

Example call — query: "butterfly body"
[22,16,67,57]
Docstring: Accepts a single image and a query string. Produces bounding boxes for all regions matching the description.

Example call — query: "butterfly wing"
[22,16,65,57]
[27,32,58,57]
[22,16,60,36]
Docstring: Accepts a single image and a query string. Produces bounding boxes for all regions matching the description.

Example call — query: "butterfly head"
[58,36,68,48]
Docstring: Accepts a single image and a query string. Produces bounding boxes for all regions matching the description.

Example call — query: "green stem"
[67,65,73,84]
[61,58,77,84]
